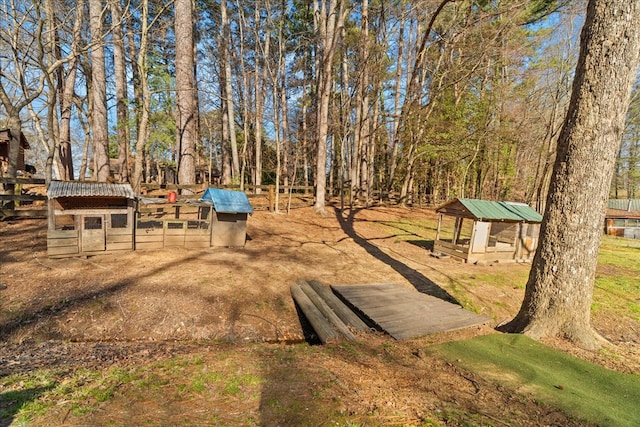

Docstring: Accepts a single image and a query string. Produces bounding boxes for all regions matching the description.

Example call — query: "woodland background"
[1,0,639,209]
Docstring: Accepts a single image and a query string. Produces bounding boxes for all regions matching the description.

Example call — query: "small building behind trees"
[433,198,542,264]
[605,199,640,239]
[0,129,30,174]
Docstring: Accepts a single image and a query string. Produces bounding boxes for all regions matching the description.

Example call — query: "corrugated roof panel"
[47,181,136,199]
[608,199,640,211]
[441,198,542,222]
[201,188,253,214]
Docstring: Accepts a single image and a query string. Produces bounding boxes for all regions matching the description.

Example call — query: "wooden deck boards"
[332,284,492,340]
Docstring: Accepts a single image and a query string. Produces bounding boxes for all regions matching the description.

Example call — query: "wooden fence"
[0,177,47,220]
[140,183,314,211]
[0,179,315,221]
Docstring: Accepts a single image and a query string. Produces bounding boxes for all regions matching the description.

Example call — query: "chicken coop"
[47,181,136,258]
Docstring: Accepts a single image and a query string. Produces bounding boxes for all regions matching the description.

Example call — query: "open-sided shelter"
[605,199,640,239]
[433,198,542,264]
[201,188,253,247]
[47,181,136,257]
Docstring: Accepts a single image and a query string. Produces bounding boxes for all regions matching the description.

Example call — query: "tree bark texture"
[314,0,346,213]
[175,0,197,186]
[504,0,640,350]
[88,0,110,182]
[110,0,130,182]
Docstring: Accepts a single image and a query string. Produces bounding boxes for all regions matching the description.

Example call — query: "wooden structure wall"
[48,197,135,258]
[0,129,29,173]
[135,202,212,250]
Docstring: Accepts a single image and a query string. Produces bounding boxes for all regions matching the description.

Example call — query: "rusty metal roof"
[437,198,543,223]
[47,180,136,199]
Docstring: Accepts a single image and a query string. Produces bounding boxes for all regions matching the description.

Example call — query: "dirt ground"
[1,204,639,425]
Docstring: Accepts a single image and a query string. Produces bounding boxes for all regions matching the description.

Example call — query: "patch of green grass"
[430,334,640,427]
[190,371,223,393]
[223,373,262,395]
[594,274,640,321]
[460,270,529,290]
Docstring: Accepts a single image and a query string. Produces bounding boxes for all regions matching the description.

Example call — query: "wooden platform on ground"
[332,283,492,340]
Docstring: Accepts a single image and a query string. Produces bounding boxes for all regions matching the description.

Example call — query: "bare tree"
[88,0,110,182]
[314,0,347,213]
[110,0,130,182]
[501,0,640,350]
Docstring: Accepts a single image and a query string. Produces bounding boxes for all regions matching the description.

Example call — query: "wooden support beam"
[290,283,340,344]
[308,280,369,332]
[299,280,356,341]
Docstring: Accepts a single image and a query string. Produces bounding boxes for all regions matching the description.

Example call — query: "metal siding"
[608,199,640,211]
[201,188,253,214]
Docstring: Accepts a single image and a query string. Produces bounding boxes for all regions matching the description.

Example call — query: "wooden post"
[268,185,275,211]
[290,283,340,344]
[299,280,356,340]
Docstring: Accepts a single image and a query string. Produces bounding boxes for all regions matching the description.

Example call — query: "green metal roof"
[439,198,543,223]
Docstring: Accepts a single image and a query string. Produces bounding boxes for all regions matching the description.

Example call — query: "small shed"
[201,188,253,247]
[47,181,136,257]
[433,198,542,264]
[0,129,30,173]
[605,199,640,239]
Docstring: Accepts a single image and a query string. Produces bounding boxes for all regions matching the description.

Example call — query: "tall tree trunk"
[88,0,110,182]
[57,0,84,181]
[357,0,370,204]
[131,0,151,192]
[388,20,404,193]
[221,0,239,180]
[502,0,640,350]
[175,0,197,188]
[254,6,269,193]
[314,0,346,213]
[110,0,130,182]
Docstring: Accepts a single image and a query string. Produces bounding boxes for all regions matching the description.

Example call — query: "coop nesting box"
[201,188,253,247]
[47,181,136,257]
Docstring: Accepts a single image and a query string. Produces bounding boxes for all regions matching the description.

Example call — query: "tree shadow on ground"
[406,239,434,251]
[0,386,54,427]
[334,207,458,304]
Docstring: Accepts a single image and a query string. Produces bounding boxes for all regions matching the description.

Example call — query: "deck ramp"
[332,283,492,340]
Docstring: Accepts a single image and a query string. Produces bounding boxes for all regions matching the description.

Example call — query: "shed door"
[471,221,490,253]
[82,215,106,252]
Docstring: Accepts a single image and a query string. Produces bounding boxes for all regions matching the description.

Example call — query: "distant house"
[0,128,30,173]
[605,199,640,239]
[433,198,543,264]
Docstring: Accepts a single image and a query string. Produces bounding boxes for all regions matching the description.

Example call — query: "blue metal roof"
[201,188,253,214]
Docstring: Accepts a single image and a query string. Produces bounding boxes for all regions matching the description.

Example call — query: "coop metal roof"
[608,199,640,211]
[47,180,136,199]
[437,198,543,223]
[201,188,253,214]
